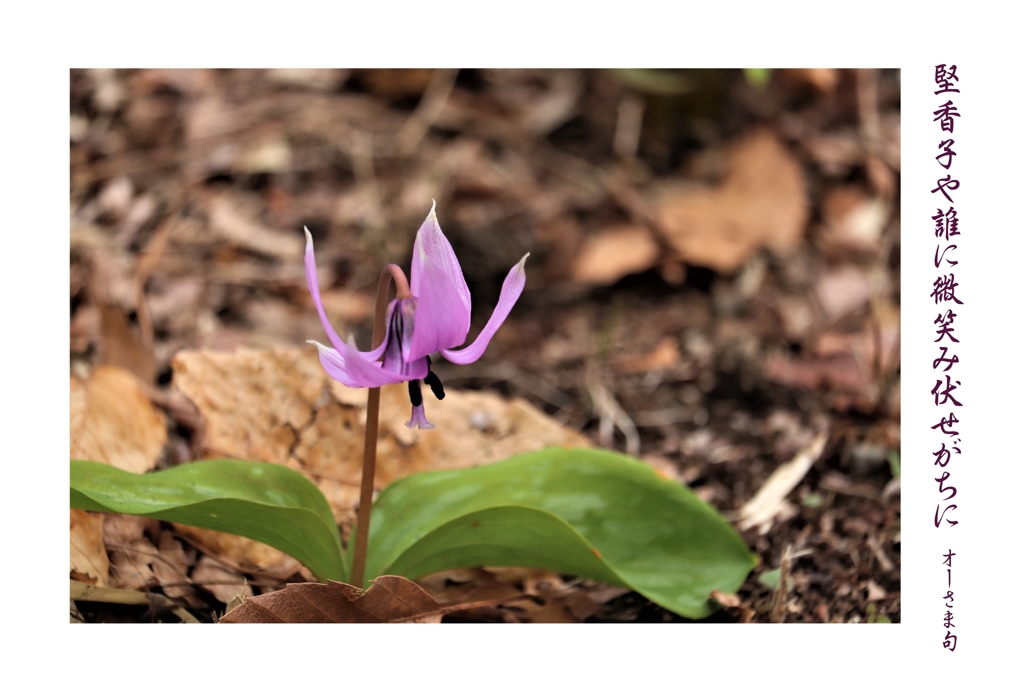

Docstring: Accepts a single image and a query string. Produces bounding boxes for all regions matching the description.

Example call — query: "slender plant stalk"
[351,264,411,589]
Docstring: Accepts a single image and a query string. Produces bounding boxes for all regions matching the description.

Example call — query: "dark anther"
[424,370,445,400]
[408,378,423,407]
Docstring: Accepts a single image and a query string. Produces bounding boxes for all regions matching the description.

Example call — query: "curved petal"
[309,339,424,388]
[304,228,346,353]
[406,203,472,360]
[440,254,528,365]
[305,228,390,363]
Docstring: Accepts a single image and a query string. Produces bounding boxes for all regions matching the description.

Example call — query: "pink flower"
[305,203,528,429]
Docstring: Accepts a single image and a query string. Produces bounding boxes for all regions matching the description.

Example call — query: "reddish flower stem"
[350,264,412,589]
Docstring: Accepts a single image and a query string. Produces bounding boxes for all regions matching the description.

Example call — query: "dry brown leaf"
[175,524,300,578]
[765,310,899,410]
[653,128,808,273]
[220,575,443,623]
[610,336,680,373]
[108,538,158,591]
[151,533,202,605]
[764,351,870,398]
[103,515,161,590]
[192,556,253,605]
[103,513,159,547]
[360,69,435,98]
[507,596,579,623]
[417,568,523,606]
[571,224,660,285]
[172,346,589,530]
[97,305,156,383]
[70,365,167,473]
[70,510,109,587]
[418,567,582,623]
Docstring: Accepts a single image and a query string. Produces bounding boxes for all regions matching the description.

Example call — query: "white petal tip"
[517,253,530,271]
[306,339,328,352]
[304,227,313,248]
[427,199,437,222]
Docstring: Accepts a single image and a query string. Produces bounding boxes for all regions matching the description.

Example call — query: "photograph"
[69,67,902,625]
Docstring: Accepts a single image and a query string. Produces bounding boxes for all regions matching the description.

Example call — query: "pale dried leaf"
[236,135,291,174]
[815,266,872,322]
[571,224,660,285]
[174,524,301,578]
[192,556,253,605]
[70,365,166,473]
[70,510,109,587]
[267,69,349,91]
[151,533,199,602]
[709,589,741,608]
[109,537,158,591]
[865,580,887,602]
[610,336,680,373]
[103,513,158,547]
[738,430,828,533]
[417,568,522,606]
[821,186,889,254]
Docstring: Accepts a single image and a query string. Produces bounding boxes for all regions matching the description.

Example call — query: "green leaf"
[743,68,773,90]
[70,459,345,582]
[360,448,757,619]
[758,567,782,590]
[887,450,901,479]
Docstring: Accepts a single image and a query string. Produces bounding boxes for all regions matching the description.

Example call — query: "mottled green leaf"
[70,459,345,582]
[360,448,756,619]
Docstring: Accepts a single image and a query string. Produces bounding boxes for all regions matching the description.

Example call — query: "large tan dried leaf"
[220,575,443,623]
[172,347,589,531]
[653,128,808,273]
[173,524,300,578]
[70,510,109,587]
[70,365,166,473]
[192,556,253,605]
[571,224,660,285]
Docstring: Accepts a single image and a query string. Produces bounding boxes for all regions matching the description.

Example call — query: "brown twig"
[769,545,793,624]
[350,264,411,588]
[393,68,459,155]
